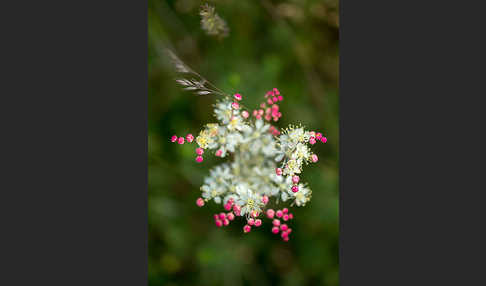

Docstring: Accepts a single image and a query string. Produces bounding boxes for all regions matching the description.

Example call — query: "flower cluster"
[170,89,327,241]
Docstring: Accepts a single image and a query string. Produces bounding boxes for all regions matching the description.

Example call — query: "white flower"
[288,127,305,142]
[281,191,289,202]
[291,143,310,161]
[243,120,275,156]
[208,127,243,157]
[227,115,247,132]
[254,119,270,134]
[235,185,263,216]
[225,132,243,152]
[201,179,224,204]
[209,164,233,183]
[279,175,293,201]
[261,134,278,157]
[270,172,284,184]
[289,184,311,206]
[214,101,233,124]
[284,159,302,176]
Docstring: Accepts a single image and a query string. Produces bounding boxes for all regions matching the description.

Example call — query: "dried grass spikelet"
[200,3,229,38]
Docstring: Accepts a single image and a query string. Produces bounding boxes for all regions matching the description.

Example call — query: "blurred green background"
[148,0,339,285]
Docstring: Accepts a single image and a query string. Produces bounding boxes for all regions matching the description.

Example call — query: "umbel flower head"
[167,51,327,241]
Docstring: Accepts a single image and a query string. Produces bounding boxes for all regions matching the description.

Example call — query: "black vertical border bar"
[339,0,486,285]
[0,0,148,285]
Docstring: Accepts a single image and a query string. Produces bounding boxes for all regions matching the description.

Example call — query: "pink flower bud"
[265,114,272,121]
[291,185,299,193]
[196,156,203,163]
[251,211,259,218]
[227,212,235,221]
[272,226,280,234]
[288,213,294,220]
[272,219,281,226]
[234,93,242,101]
[215,149,223,157]
[196,148,204,155]
[242,110,249,118]
[287,228,292,234]
[282,208,288,214]
[278,95,283,101]
[243,225,251,233]
[267,98,273,105]
[224,203,232,211]
[186,134,194,143]
[232,102,239,109]
[275,168,283,176]
[292,176,300,184]
[213,214,219,221]
[280,224,288,231]
[266,209,275,219]
[196,198,204,207]
[171,135,177,142]
[309,137,316,145]
[233,205,241,216]
[254,219,262,227]
[281,231,289,238]
[311,154,318,163]
[262,195,269,205]
[178,137,185,144]
[283,214,289,221]
[223,219,230,226]
[256,114,262,120]
[276,210,283,218]
[321,137,328,143]
[219,213,226,220]
[316,132,323,139]
[253,110,258,116]
[215,220,223,227]
[248,218,255,226]
[273,88,280,95]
